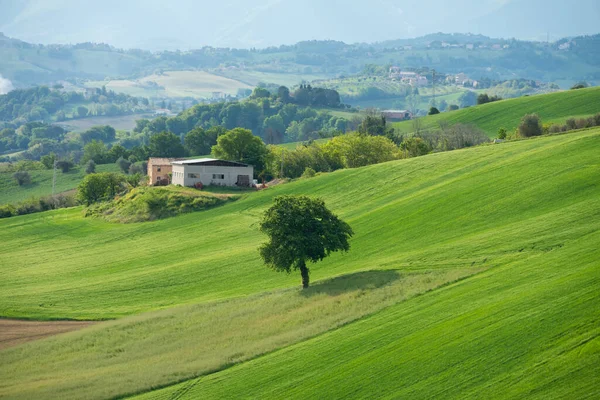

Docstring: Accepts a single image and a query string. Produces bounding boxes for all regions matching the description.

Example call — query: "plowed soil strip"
[0,319,95,350]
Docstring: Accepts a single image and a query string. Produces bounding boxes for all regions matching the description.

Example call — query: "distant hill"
[1,32,599,91]
[393,86,600,136]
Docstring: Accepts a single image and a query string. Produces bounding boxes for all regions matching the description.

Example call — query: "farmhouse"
[171,158,254,187]
[381,109,412,121]
[148,158,179,185]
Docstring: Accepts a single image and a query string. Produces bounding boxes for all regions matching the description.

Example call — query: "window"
[212,174,225,180]
[157,167,161,172]
[188,173,200,178]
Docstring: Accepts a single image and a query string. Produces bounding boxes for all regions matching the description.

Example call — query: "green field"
[0,128,598,399]
[86,71,253,99]
[393,86,600,136]
[0,164,119,205]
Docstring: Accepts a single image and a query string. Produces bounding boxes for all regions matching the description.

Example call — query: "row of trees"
[0,86,150,128]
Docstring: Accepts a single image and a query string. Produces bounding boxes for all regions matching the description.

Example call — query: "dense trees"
[259,195,353,288]
[148,131,185,158]
[132,86,351,146]
[477,93,502,105]
[0,86,150,128]
[211,128,269,174]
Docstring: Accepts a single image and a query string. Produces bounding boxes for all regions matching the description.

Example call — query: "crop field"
[393,86,600,136]
[0,163,119,205]
[0,128,598,399]
[86,71,253,99]
[213,69,331,87]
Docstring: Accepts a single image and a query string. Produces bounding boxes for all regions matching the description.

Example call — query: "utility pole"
[432,69,436,108]
[52,158,57,197]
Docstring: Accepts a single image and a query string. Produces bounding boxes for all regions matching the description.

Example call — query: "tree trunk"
[299,260,309,289]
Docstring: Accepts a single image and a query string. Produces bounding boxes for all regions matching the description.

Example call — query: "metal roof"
[171,158,250,167]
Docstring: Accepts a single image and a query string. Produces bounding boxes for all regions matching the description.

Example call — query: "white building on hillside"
[171,158,254,187]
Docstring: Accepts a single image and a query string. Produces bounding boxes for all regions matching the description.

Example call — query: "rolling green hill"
[0,163,119,205]
[0,128,598,399]
[393,86,600,137]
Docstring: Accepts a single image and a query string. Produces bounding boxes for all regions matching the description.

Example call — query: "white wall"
[171,164,254,187]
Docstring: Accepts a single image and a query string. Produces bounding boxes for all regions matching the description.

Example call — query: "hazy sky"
[0,0,598,50]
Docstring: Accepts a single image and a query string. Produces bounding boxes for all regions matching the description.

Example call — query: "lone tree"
[259,195,353,288]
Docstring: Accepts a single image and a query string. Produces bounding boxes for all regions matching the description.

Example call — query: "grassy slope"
[0,129,598,399]
[137,130,600,399]
[0,164,119,205]
[393,86,600,136]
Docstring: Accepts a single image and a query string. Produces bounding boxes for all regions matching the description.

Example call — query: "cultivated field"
[0,128,598,399]
[86,71,253,99]
[393,86,600,136]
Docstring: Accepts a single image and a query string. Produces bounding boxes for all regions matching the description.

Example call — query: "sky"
[0,0,598,50]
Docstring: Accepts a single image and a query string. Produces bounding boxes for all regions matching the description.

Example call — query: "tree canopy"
[259,195,353,288]
[211,128,269,173]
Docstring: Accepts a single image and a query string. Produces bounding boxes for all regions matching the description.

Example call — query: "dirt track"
[0,319,95,350]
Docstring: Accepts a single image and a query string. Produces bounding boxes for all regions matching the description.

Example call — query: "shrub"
[85,159,96,174]
[129,163,143,175]
[116,157,131,174]
[518,114,542,137]
[302,167,316,178]
[565,118,577,130]
[448,105,459,111]
[548,124,562,134]
[13,171,31,186]
[594,113,600,126]
[77,172,127,206]
[0,204,16,218]
[428,107,440,115]
[497,128,507,139]
[400,137,430,157]
[56,160,74,173]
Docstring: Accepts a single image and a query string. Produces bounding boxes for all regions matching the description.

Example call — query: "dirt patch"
[0,319,96,350]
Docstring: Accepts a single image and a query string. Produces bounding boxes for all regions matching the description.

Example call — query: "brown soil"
[0,319,96,350]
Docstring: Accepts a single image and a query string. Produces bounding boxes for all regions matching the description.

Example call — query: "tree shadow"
[300,270,401,297]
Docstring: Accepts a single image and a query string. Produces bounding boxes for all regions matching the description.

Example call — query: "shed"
[171,158,254,187]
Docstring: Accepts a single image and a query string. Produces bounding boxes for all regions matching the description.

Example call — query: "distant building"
[381,110,412,121]
[211,91,226,99]
[154,108,176,117]
[171,158,254,187]
[466,44,474,50]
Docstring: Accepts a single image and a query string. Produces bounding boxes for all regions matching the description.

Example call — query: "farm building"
[381,110,412,121]
[148,158,180,185]
[171,158,254,187]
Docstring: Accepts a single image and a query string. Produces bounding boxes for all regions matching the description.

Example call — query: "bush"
[400,137,430,157]
[428,107,440,115]
[302,167,316,178]
[129,163,143,175]
[116,157,131,174]
[13,171,31,186]
[548,124,562,134]
[448,105,459,111]
[518,114,542,137]
[85,159,96,174]
[56,160,74,173]
[565,118,577,130]
[0,193,77,219]
[77,172,127,206]
[594,113,600,126]
[497,128,507,139]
